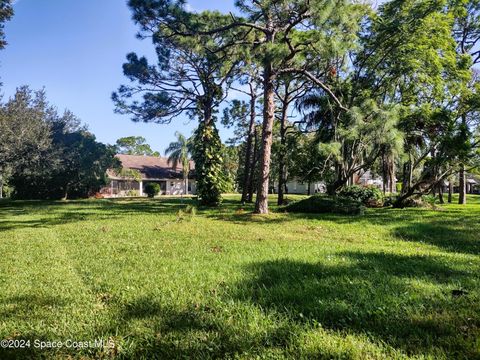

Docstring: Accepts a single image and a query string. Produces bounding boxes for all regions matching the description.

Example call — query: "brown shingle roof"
[108,154,194,180]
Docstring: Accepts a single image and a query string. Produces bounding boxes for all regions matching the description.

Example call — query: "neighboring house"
[356,170,385,189]
[273,171,387,196]
[443,176,480,195]
[466,178,479,194]
[272,179,326,195]
[100,154,195,197]
[277,171,392,195]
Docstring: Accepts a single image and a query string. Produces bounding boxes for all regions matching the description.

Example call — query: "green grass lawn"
[0,195,479,359]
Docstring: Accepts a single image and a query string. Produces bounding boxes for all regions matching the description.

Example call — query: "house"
[272,179,326,195]
[443,176,480,195]
[100,154,195,197]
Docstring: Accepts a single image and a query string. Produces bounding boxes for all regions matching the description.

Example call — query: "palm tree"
[165,132,191,195]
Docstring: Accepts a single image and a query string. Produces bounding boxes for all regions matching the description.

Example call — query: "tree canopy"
[116,136,160,156]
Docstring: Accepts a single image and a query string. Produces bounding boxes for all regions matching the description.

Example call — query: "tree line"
[0,87,118,199]
[112,0,480,213]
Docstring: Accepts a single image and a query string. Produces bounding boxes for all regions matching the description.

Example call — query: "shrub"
[126,189,139,197]
[383,195,397,207]
[422,195,438,210]
[402,196,425,208]
[339,185,383,207]
[94,192,104,199]
[144,183,160,198]
[284,195,365,215]
[176,205,197,221]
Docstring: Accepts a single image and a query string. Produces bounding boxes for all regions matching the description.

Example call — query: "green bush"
[126,189,139,197]
[144,183,160,198]
[284,195,365,215]
[176,204,197,222]
[422,195,438,210]
[339,185,383,207]
[383,195,398,207]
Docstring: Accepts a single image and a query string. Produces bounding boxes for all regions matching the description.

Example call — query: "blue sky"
[1,0,237,154]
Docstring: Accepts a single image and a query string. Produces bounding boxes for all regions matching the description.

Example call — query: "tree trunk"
[459,164,466,205]
[382,149,387,195]
[327,176,349,195]
[247,128,258,203]
[277,101,288,206]
[393,186,417,208]
[389,159,396,193]
[0,167,3,199]
[448,181,453,203]
[255,59,275,214]
[61,185,69,201]
[307,180,311,196]
[241,92,257,204]
[438,184,444,204]
[402,160,411,195]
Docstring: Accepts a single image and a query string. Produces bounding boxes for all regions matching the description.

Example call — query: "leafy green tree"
[165,131,191,195]
[47,114,118,200]
[366,0,476,207]
[133,0,364,213]
[451,0,480,204]
[0,87,53,198]
[1,87,118,200]
[113,0,240,206]
[220,144,239,193]
[116,136,160,156]
[222,0,363,213]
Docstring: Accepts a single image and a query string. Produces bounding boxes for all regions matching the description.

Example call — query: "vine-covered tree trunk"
[192,105,224,206]
[459,164,466,205]
[255,57,275,214]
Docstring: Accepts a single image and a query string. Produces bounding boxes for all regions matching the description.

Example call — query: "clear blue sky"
[1,0,237,154]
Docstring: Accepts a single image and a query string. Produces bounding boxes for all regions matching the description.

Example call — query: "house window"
[171,182,175,187]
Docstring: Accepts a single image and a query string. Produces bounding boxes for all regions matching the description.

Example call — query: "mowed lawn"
[0,195,479,359]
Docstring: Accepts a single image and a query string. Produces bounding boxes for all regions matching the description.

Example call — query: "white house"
[100,154,195,197]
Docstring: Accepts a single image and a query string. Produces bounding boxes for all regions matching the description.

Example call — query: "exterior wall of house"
[101,179,197,197]
[163,179,197,196]
[275,180,326,195]
[166,180,185,195]
[101,180,141,197]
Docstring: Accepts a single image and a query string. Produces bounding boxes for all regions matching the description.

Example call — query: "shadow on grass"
[0,295,67,320]
[393,221,480,255]
[1,253,478,358]
[86,252,479,358]
[91,296,296,359]
[0,198,196,232]
[230,252,479,358]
